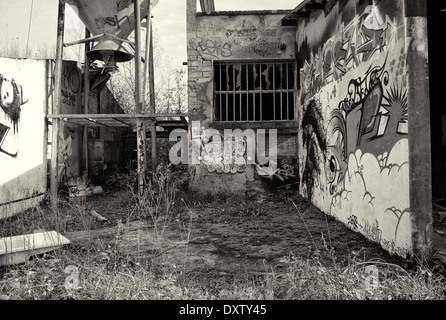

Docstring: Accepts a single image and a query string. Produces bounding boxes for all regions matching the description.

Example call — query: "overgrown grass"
[0,167,445,300]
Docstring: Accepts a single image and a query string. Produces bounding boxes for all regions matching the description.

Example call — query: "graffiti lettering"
[196,39,232,59]
[94,16,119,30]
[225,20,258,42]
[300,6,398,100]
[362,219,382,244]
[257,159,296,182]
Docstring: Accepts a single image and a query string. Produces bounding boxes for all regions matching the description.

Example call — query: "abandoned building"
[186,0,445,260]
[0,0,444,263]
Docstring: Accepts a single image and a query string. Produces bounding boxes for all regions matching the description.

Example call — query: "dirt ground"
[62,188,431,279]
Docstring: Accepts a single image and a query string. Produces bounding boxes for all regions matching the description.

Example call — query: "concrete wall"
[186,0,298,195]
[0,58,47,219]
[295,0,431,258]
[57,60,83,182]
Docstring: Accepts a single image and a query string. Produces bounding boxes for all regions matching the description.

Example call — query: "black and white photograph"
[0,0,445,310]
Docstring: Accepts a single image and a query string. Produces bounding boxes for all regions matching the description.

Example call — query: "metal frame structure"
[49,0,187,207]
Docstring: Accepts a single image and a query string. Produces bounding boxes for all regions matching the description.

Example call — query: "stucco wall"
[186,0,298,194]
[295,0,429,257]
[0,58,47,219]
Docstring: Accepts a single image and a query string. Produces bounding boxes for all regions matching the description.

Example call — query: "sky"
[0,0,301,67]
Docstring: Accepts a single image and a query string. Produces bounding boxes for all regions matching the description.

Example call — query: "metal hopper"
[65,0,158,69]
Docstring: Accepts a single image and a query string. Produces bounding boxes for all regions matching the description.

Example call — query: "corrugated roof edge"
[197,9,291,16]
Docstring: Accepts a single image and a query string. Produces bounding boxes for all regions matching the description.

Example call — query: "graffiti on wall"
[326,59,407,194]
[225,20,258,43]
[188,79,213,105]
[299,5,399,103]
[0,75,28,158]
[58,127,74,183]
[302,58,408,194]
[257,158,297,182]
[294,0,412,255]
[61,62,81,111]
[300,59,410,254]
[201,132,248,175]
[190,38,233,59]
[57,61,82,182]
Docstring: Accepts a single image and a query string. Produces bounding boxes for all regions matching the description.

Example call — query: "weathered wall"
[57,60,83,183]
[186,0,298,194]
[0,58,47,219]
[296,0,431,258]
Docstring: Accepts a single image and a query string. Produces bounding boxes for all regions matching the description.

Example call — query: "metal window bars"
[214,61,295,122]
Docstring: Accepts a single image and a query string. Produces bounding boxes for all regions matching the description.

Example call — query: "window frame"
[212,59,296,125]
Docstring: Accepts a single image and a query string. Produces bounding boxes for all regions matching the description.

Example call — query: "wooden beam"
[50,0,65,209]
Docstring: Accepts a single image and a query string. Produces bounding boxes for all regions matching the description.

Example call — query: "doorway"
[428,2,446,200]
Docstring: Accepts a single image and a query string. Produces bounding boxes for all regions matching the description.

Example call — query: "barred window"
[214,61,295,122]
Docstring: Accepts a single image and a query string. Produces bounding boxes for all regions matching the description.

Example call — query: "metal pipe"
[142,4,152,110]
[148,21,157,174]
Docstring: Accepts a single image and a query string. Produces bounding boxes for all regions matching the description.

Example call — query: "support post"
[405,0,433,261]
[134,0,147,198]
[50,0,65,209]
[149,25,157,173]
[82,27,90,180]
[142,4,157,174]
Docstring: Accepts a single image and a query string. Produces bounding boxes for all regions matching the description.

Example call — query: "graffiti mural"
[297,0,412,256]
[324,59,408,195]
[0,75,28,157]
[299,5,398,103]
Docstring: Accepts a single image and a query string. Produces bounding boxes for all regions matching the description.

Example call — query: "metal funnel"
[66,0,158,39]
[66,0,158,65]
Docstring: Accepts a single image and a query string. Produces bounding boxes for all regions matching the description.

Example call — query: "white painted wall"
[0,58,47,219]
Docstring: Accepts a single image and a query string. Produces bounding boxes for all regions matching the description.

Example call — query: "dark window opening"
[214,61,295,122]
